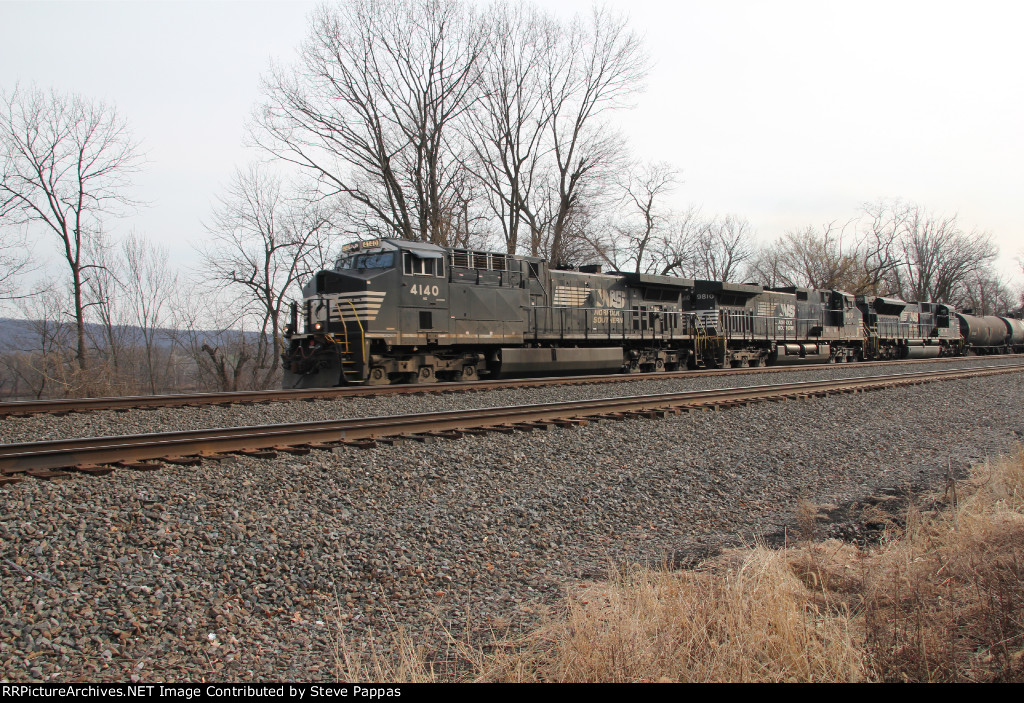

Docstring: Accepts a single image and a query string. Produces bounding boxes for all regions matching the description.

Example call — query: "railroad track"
[2,363,1021,483]
[1,354,1021,417]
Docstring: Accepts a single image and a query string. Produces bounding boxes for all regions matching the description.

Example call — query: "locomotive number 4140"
[410,284,439,297]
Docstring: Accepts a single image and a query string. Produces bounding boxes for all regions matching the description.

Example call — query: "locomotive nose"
[312,269,371,295]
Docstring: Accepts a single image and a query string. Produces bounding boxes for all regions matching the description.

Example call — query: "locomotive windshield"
[335,252,395,271]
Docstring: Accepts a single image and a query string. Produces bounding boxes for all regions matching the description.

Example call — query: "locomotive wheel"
[418,366,436,383]
[367,366,390,384]
[461,365,478,381]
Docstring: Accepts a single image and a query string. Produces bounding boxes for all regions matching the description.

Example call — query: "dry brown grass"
[331,624,438,683]
[858,447,1024,682]
[332,446,1024,682]
[470,547,866,682]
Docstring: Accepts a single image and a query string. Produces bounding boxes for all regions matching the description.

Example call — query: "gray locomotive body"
[690,282,864,367]
[281,238,1017,388]
[855,296,963,359]
[282,238,704,387]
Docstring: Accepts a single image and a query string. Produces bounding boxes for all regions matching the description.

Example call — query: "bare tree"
[648,206,711,277]
[645,211,755,282]
[599,161,679,273]
[122,233,179,393]
[198,164,338,387]
[0,286,77,399]
[1018,253,1024,313]
[858,199,909,294]
[746,241,788,288]
[0,227,33,303]
[957,269,1017,316]
[167,286,264,393]
[750,221,860,290]
[0,84,142,370]
[465,0,556,255]
[896,207,998,303]
[691,214,756,282]
[81,229,133,383]
[540,5,648,265]
[254,0,485,245]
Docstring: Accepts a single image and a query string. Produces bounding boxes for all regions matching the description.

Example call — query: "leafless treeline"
[255,0,649,267]
[1,0,1021,400]
[0,85,333,399]
[250,0,1019,312]
[597,185,1018,315]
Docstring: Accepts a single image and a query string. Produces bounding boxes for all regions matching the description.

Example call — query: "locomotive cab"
[282,238,402,387]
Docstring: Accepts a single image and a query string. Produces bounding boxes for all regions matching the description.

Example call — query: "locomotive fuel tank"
[902,340,942,358]
[769,343,832,364]
[495,347,624,375]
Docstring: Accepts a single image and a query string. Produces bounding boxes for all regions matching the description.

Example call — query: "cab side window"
[404,253,443,277]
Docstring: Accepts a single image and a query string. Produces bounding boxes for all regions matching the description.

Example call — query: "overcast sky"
[3,0,1022,282]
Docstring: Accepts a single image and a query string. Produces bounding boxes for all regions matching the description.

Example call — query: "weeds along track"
[1,354,1021,417]
[1,363,1022,483]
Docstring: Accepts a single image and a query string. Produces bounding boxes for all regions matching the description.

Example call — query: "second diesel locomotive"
[281,238,1021,388]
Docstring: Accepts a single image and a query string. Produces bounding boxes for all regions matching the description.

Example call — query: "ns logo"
[593,288,626,309]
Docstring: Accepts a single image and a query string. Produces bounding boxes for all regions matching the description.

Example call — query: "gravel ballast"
[1,367,1023,681]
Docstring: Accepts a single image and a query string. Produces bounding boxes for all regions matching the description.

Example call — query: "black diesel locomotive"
[282,238,1023,388]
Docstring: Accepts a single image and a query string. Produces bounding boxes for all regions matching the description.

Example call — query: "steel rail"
[1,354,1021,417]
[1,363,1021,478]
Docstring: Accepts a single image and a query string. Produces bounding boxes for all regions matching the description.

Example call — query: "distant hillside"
[0,318,265,353]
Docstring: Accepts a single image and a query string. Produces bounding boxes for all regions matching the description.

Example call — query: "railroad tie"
[555,418,589,427]
[71,464,116,476]
[25,468,70,480]
[232,449,279,459]
[305,442,344,451]
[117,461,161,471]
[338,439,378,449]
[272,445,312,456]
[397,434,439,443]
[161,456,203,466]
[424,430,464,440]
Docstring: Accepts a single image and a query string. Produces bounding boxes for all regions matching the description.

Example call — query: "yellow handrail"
[345,300,366,356]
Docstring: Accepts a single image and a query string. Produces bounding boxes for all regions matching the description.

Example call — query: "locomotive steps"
[2,363,1022,481]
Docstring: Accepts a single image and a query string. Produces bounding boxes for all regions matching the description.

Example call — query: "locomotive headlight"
[314,322,323,331]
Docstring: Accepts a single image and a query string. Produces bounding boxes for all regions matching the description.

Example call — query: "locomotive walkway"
[1,362,1022,482]
[1,353,1020,417]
